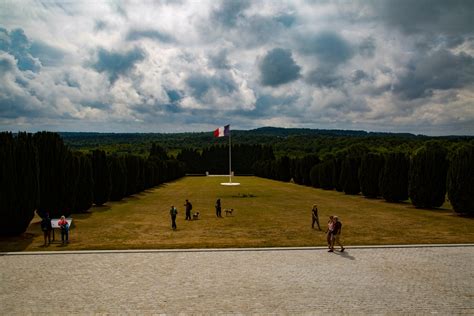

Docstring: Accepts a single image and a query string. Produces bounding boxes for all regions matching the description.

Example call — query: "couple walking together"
[326,215,344,252]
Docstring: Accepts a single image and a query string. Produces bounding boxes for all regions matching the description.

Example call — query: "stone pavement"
[1,245,473,315]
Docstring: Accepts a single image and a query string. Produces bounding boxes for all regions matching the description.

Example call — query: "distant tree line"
[254,142,473,215]
[0,132,184,236]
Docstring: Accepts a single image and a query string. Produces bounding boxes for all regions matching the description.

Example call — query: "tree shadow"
[0,232,35,252]
[405,205,452,213]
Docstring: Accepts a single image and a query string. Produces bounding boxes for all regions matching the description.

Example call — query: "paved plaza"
[1,245,473,314]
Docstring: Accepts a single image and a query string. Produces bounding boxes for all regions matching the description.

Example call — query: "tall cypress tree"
[360,153,384,198]
[62,151,79,216]
[310,164,321,188]
[74,153,93,213]
[447,145,474,215]
[125,154,140,195]
[34,132,69,218]
[13,132,39,233]
[319,159,335,190]
[0,132,39,235]
[92,149,110,206]
[380,152,409,202]
[409,142,448,208]
[108,155,127,201]
[340,157,361,195]
[277,155,291,182]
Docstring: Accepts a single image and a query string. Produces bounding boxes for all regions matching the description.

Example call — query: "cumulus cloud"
[297,31,354,66]
[210,0,251,28]
[126,29,175,43]
[394,49,474,100]
[375,0,474,37]
[91,47,145,83]
[259,48,301,87]
[0,27,41,72]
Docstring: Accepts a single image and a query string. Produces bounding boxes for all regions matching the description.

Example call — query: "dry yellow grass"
[1,176,473,252]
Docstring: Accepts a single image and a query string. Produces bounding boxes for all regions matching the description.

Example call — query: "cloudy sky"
[1,0,473,135]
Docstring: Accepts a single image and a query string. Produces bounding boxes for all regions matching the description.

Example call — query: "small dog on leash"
[224,208,234,216]
[192,212,200,220]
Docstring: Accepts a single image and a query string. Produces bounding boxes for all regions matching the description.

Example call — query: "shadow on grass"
[405,205,453,213]
[449,213,474,220]
[0,232,35,252]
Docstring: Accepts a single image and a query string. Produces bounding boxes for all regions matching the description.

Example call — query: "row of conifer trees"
[254,142,473,215]
[0,132,184,236]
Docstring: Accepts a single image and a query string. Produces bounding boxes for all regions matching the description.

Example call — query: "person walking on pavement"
[311,204,321,230]
[215,198,222,217]
[170,205,178,230]
[326,216,335,251]
[331,216,345,252]
[184,199,192,221]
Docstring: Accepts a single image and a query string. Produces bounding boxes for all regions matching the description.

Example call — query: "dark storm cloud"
[209,50,230,69]
[297,31,353,65]
[166,89,183,103]
[351,70,370,85]
[358,37,376,58]
[211,0,250,28]
[394,49,474,100]
[259,48,301,87]
[274,13,296,28]
[126,29,175,43]
[30,41,65,66]
[376,0,474,36]
[0,27,40,72]
[186,73,237,100]
[306,68,344,88]
[230,93,300,118]
[94,20,107,32]
[92,47,145,83]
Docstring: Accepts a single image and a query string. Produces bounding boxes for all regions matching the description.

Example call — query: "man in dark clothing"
[215,198,222,217]
[40,213,53,246]
[331,216,344,252]
[184,199,192,220]
[170,206,178,230]
[311,204,321,230]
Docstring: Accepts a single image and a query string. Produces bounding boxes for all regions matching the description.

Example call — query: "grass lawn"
[1,176,473,252]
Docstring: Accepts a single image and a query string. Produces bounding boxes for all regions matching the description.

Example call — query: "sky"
[0,0,473,135]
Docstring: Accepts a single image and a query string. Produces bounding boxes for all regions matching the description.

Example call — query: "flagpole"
[229,127,232,183]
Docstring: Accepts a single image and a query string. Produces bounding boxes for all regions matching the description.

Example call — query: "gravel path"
[1,245,473,314]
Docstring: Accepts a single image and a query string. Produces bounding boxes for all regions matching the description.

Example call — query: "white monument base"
[220,182,241,186]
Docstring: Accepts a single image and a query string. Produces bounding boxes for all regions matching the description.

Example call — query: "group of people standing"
[40,213,70,245]
[311,204,345,252]
[169,198,224,230]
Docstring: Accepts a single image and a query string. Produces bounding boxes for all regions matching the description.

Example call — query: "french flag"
[213,124,230,137]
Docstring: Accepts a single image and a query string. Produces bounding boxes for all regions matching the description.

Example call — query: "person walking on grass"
[331,216,345,252]
[170,205,178,230]
[184,199,192,221]
[40,212,52,246]
[58,215,69,244]
[311,204,321,230]
[215,198,222,218]
[326,216,335,251]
